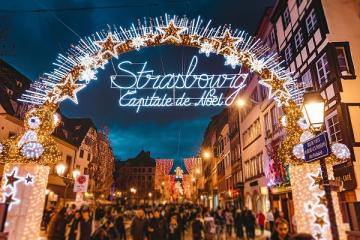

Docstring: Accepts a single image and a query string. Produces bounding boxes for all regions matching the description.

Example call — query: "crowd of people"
[43,203,315,240]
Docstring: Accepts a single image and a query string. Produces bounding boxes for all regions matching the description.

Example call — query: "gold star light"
[95,32,123,58]
[318,194,327,206]
[52,75,86,104]
[157,20,187,44]
[214,29,242,55]
[309,171,323,187]
[259,72,291,99]
[314,214,326,228]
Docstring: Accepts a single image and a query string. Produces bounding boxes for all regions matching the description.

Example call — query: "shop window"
[79,149,84,158]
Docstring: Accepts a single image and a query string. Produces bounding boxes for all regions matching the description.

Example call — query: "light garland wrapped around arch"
[0,14,348,167]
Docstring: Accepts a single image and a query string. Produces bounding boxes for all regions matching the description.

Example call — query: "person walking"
[214,208,224,240]
[47,207,67,240]
[267,209,275,233]
[224,208,234,237]
[270,218,291,240]
[244,210,256,240]
[66,211,81,240]
[114,210,126,240]
[130,209,148,240]
[79,208,92,240]
[192,213,204,240]
[234,209,244,240]
[257,211,266,235]
[148,210,167,240]
[168,215,181,240]
[204,212,216,240]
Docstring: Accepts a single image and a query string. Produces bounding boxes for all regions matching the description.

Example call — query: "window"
[260,85,267,100]
[84,168,88,175]
[264,113,271,136]
[271,107,279,132]
[336,46,350,75]
[316,53,330,87]
[8,131,16,138]
[79,149,84,158]
[284,44,293,64]
[148,168,152,173]
[306,9,317,34]
[326,112,343,143]
[282,7,291,29]
[294,29,304,50]
[301,69,313,88]
[268,29,276,47]
[87,153,91,161]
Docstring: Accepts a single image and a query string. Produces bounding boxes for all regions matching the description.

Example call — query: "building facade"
[271,0,360,231]
[116,151,156,204]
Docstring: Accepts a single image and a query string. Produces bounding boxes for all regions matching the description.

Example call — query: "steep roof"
[121,150,156,167]
[53,113,96,147]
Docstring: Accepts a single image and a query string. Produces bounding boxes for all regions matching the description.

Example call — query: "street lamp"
[72,168,80,179]
[55,163,80,204]
[56,162,66,176]
[302,90,339,239]
[301,91,326,131]
[202,150,211,159]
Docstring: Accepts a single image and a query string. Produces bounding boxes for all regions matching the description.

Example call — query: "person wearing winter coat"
[204,212,216,240]
[192,213,204,240]
[148,210,167,240]
[234,209,244,239]
[47,207,67,240]
[168,215,181,240]
[130,209,148,240]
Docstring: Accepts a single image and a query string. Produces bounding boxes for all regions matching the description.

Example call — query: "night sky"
[1,0,275,160]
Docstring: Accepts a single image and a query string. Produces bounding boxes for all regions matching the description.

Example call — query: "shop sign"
[334,161,357,191]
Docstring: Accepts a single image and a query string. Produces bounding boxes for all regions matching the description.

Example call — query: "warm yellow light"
[192,177,196,182]
[196,168,200,174]
[56,162,66,176]
[161,181,165,186]
[203,151,211,159]
[148,192,152,198]
[72,168,80,179]
[236,98,246,107]
[302,91,325,131]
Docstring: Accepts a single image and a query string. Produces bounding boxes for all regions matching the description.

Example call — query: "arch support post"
[1,163,50,240]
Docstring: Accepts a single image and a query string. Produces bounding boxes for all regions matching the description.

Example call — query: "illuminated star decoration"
[95,32,123,58]
[314,214,326,228]
[309,170,323,188]
[224,53,241,69]
[315,232,323,240]
[214,29,242,55]
[317,194,327,206]
[259,72,291,103]
[52,75,86,104]
[157,20,187,44]
[274,91,291,106]
[3,193,20,208]
[6,169,20,188]
[250,58,266,73]
[24,174,34,184]
[130,36,147,50]
[199,40,215,57]
[79,68,97,84]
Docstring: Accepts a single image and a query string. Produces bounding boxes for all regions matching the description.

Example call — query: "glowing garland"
[18,14,303,109]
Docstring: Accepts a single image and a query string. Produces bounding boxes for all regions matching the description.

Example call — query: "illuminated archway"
[0,15,349,239]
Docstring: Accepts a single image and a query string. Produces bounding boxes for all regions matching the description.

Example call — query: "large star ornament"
[214,29,242,54]
[53,75,86,104]
[314,214,326,228]
[6,169,20,187]
[259,72,291,99]
[309,170,323,187]
[95,32,123,58]
[157,20,187,44]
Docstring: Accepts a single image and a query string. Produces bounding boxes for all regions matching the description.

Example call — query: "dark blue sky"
[1,0,274,160]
